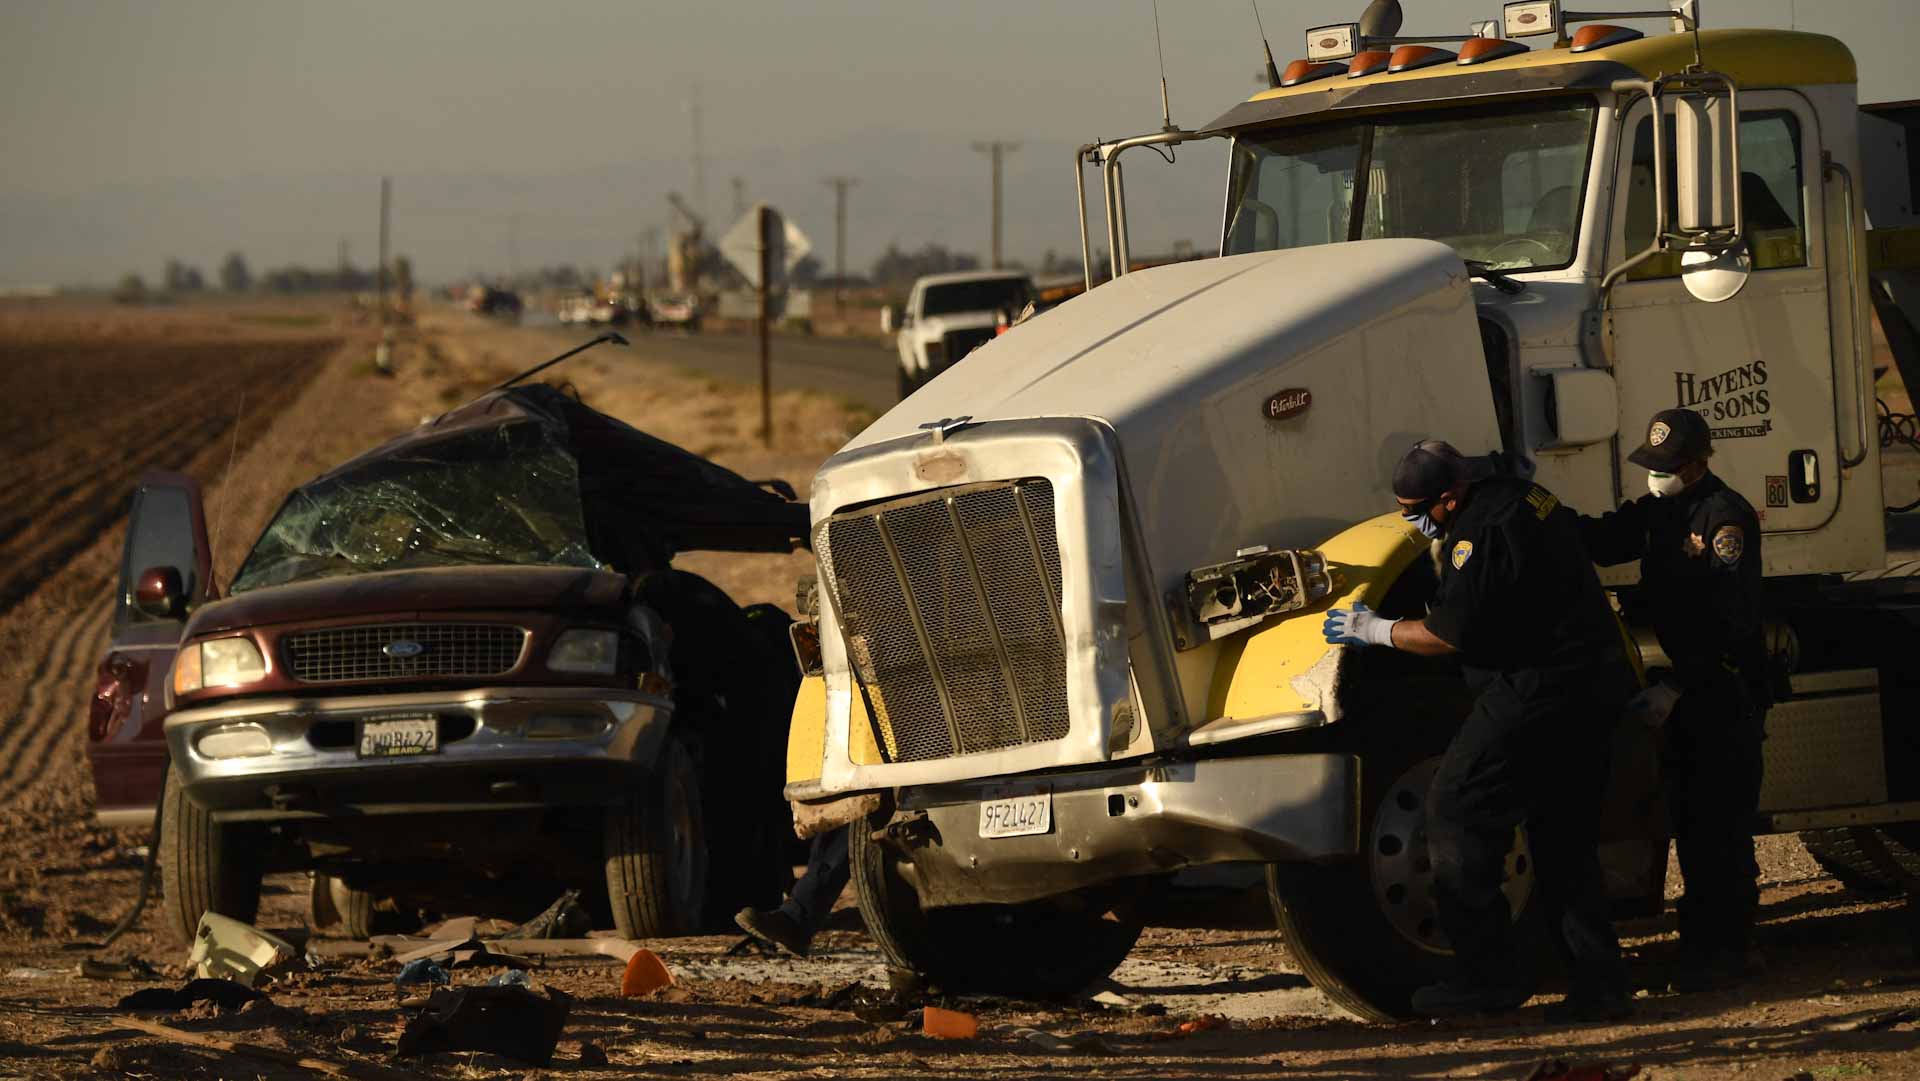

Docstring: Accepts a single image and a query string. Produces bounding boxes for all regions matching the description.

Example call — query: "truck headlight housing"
[548,629,619,675]
[173,636,267,696]
[1183,546,1336,644]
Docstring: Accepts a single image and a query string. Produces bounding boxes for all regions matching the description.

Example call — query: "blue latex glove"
[1624,681,1681,728]
[1322,601,1399,648]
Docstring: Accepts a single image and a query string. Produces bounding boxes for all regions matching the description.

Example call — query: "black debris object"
[117,978,268,1013]
[497,889,592,941]
[396,984,573,1066]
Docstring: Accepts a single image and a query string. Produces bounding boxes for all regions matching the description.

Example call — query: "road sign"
[718,203,812,290]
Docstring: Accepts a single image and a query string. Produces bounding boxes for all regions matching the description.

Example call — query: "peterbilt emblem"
[1319,36,1339,48]
[1264,388,1312,422]
[383,640,426,659]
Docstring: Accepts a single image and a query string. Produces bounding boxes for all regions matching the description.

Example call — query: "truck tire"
[1267,747,1538,1022]
[849,812,1147,996]
[158,766,263,945]
[311,874,418,940]
[604,735,709,938]
[1800,826,1920,893]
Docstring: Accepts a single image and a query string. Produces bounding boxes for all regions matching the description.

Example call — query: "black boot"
[1410,978,1534,1018]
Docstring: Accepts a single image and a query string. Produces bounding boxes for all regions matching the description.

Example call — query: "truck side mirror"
[1674,93,1739,234]
[880,305,901,334]
[1535,368,1619,449]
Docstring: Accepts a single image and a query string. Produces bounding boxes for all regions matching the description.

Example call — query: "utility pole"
[971,140,1021,268]
[823,176,858,310]
[375,177,393,374]
[731,177,747,218]
[689,84,708,223]
[377,177,391,320]
[757,204,773,447]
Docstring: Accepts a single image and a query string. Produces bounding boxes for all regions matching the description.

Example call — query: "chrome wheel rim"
[1369,757,1534,954]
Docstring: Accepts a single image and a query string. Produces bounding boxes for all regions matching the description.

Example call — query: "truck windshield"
[921,279,1032,317]
[1224,99,1597,271]
[229,422,601,593]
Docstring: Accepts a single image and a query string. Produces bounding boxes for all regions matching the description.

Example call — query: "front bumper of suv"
[885,751,1359,908]
[164,686,670,823]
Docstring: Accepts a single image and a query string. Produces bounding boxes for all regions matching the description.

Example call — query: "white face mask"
[1647,471,1687,498]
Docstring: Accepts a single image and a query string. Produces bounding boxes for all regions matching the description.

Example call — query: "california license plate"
[978,791,1051,838]
[357,717,439,759]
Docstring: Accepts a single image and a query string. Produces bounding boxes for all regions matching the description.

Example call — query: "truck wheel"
[1267,754,1537,1022]
[310,874,418,940]
[604,735,709,938]
[849,813,1147,995]
[1800,826,1920,893]
[158,766,263,945]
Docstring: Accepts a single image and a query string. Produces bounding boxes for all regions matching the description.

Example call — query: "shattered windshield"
[1224,98,1597,271]
[230,421,601,593]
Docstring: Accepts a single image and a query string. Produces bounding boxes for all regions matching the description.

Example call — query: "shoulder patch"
[1712,524,1745,567]
[1451,540,1474,570]
[1524,485,1560,521]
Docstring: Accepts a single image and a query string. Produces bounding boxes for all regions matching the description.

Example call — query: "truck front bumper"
[892,752,1359,908]
[164,686,671,823]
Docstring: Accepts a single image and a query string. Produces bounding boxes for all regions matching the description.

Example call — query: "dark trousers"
[1427,669,1628,997]
[1666,689,1765,956]
[778,827,851,939]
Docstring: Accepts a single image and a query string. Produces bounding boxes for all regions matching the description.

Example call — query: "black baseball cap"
[1393,440,1485,501]
[1627,408,1711,472]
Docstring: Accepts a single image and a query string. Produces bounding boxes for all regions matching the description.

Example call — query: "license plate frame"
[356,716,440,759]
[978,790,1052,838]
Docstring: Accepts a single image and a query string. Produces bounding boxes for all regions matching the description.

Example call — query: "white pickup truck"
[888,270,1034,399]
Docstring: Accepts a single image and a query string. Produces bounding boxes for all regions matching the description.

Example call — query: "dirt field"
[1,299,1918,1080]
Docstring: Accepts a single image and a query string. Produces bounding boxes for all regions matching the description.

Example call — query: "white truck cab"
[788,3,1920,1018]
[891,270,1035,399]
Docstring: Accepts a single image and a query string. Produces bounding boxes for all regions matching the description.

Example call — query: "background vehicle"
[785,3,1920,1019]
[93,384,807,943]
[887,270,1034,398]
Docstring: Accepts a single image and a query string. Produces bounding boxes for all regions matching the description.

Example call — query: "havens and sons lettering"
[1674,360,1771,439]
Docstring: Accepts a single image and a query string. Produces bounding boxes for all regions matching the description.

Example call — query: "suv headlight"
[173,636,267,696]
[548,629,619,675]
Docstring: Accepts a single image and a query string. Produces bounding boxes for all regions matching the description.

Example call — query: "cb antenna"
[1252,2,1282,90]
[1152,0,1175,131]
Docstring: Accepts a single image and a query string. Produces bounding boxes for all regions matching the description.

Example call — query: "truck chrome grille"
[817,479,1069,763]
[283,623,527,683]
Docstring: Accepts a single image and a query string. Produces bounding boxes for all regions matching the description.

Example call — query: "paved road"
[537,321,899,414]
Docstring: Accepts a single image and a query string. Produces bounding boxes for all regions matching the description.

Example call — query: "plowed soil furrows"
[0,601,109,805]
[0,338,337,614]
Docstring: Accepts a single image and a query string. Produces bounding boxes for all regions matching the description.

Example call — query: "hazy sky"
[1,0,1912,287]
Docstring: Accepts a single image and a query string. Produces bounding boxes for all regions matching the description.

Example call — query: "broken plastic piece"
[80,957,162,982]
[1012,1026,1116,1054]
[187,913,296,988]
[396,984,573,1066]
[499,889,592,940]
[487,969,533,989]
[394,959,451,987]
[619,949,674,997]
[922,1006,978,1039]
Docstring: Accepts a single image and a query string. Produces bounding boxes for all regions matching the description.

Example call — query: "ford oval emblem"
[383,639,426,659]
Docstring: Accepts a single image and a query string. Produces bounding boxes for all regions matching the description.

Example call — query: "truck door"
[86,472,214,824]
[1607,92,1840,533]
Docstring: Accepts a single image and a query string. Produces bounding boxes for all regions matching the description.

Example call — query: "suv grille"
[817,479,1068,763]
[940,328,996,372]
[283,623,527,683]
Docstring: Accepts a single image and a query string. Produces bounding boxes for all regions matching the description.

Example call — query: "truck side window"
[1622,110,1807,279]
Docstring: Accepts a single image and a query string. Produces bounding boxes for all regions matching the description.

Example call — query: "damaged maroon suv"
[88,385,806,942]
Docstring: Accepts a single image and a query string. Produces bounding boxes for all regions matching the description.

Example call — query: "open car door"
[86,472,213,827]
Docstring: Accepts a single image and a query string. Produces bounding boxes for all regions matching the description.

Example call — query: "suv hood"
[915,312,1001,336]
[186,565,629,637]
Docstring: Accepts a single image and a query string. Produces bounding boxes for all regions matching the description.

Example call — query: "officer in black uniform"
[1324,440,1636,1020]
[1578,408,1770,991]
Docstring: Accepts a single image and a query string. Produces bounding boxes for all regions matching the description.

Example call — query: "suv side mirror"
[134,565,186,620]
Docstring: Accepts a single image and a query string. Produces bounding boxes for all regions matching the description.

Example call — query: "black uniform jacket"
[1577,471,1767,700]
[1425,476,1631,689]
